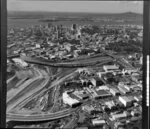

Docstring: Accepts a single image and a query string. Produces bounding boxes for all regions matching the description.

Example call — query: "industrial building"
[62,92,81,107]
[103,65,120,72]
[95,89,112,99]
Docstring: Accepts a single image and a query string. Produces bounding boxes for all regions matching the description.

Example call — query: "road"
[15,68,77,110]
[7,77,41,103]
[100,49,135,69]
[6,68,79,122]
[6,49,136,123]
[7,108,77,122]
[7,68,49,112]
[7,54,20,59]
[7,75,16,84]
[63,108,81,129]
[21,55,113,67]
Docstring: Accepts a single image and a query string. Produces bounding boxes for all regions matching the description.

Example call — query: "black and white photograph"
[1,0,149,129]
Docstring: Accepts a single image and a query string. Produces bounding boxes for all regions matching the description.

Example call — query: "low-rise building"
[75,127,88,129]
[96,85,109,91]
[73,90,89,100]
[119,96,134,107]
[82,105,95,114]
[103,65,120,72]
[124,85,130,91]
[12,58,28,67]
[110,88,120,96]
[92,119,106,126]
[89,77,103,87]
[114,121,125,129]
[131,110,140,117]
[118,86,130,94]
[105,100,116,110]
[62,92,81,107]
[95,89,112,99]
[111,111,127,121]
[134,95,142,102]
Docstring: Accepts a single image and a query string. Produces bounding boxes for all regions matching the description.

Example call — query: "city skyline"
[8,0,143,14]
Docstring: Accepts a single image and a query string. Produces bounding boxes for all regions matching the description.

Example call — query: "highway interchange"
[7,50,134,123]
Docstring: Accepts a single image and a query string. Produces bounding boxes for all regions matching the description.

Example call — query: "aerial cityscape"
[7,1,143,129]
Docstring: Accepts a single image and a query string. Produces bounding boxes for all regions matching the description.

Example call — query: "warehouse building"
[62,92,81,107]
[103,65,120,72]
[95,89,112,99]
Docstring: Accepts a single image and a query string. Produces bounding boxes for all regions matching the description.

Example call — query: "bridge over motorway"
[7,54,20,59]
[7,50,134,69]
[100,49,135,69]
[7,108,76,122]
[20,55,113,68]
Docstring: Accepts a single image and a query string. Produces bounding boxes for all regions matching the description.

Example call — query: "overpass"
[7,108,75,122]
[100,49,135,69]
[7,54,20,59]
[20,55,113,68]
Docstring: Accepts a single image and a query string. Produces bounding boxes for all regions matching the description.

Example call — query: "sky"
[7,0,143,14]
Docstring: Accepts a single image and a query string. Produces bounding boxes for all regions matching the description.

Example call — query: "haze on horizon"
[8,0,143,14]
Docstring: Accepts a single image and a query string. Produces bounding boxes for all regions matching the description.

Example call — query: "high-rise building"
[72,24,77,30]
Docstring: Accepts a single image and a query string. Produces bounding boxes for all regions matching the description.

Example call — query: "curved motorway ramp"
[7,109,75,122]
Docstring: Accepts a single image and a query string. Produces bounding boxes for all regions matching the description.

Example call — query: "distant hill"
[8,11,142,18]
[8,11,143,26]
[120,12,142,15]
[117,12,142,17]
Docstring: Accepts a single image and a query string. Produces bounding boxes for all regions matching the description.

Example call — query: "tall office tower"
[72,24,77,30]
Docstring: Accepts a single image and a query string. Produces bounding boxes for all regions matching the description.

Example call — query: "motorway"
[6,50,134,122]
[7,54,20,59]
[15,68,78,110]
[6,67,78,122]
[100,49,135,69]
[20,55,113,67]
[7,68,50,112]
[7,78,49,112]
[7,67,80,122]
[7,108,76,122]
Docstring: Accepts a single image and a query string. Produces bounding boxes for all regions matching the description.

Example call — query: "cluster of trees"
[107,40,142,53]
[81,25,101,35]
